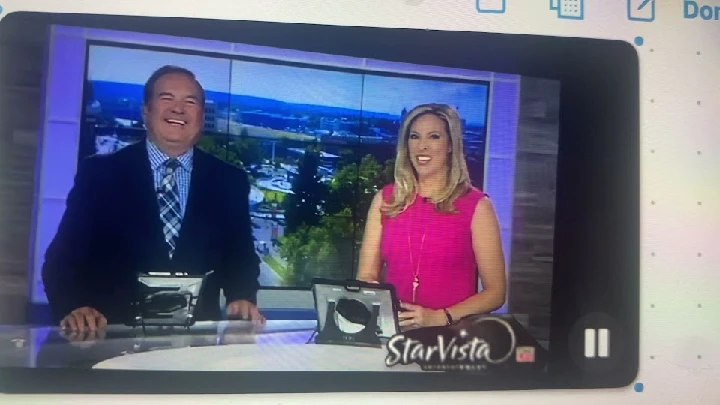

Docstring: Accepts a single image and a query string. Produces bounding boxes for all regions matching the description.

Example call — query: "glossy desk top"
[0,320,425,371]
[0,315,547,372]
[0,321,314,368]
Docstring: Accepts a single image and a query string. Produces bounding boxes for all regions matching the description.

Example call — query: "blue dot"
[634,36,644,46]
[634,382,644,392]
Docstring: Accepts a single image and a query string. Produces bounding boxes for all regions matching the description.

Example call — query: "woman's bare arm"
[356,191,385,283]
[445,197,507,319]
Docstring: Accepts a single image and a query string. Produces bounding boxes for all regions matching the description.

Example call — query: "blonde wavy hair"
[381,103,472,217]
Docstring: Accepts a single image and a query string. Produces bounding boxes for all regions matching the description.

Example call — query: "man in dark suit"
[42,65,264,331]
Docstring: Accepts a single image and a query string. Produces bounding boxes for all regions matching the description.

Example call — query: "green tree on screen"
[197,135,227,160]
[333,155,394,272]
[231,131,263,168]
[198,131,265,177]
[279,151,395,285]
[278,213,355,285]
[283,145,327,234]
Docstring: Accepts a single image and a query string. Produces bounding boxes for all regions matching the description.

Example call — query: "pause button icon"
[584,328,610,358]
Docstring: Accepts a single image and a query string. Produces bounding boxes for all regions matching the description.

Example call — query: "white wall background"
[0,0,718,404]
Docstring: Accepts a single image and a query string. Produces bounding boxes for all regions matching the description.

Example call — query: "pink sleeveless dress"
[380,184,486,310]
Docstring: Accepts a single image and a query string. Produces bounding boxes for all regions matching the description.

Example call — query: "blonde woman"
[357,104,506,329]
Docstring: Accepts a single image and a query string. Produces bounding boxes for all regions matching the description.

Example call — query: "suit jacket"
[41,140,261,324]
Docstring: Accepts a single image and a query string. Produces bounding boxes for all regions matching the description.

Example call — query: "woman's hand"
[398,302,447,329]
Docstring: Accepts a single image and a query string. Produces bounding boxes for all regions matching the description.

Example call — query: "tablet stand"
[126,272,209,332]
[314,301,383,348]
[129,291,198,333]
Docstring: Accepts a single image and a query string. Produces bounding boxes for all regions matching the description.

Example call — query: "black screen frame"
[0,11,639,393]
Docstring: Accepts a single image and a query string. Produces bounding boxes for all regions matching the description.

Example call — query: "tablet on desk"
[311,278,401,343]
[126,271,213,328]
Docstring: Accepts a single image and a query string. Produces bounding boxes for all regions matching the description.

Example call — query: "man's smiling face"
[142,72,204,156]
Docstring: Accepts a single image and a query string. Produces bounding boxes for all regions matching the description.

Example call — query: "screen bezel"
[0,11,639,393]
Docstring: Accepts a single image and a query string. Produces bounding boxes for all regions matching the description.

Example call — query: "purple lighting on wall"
[484,77,521,313]
[31,26,86,303]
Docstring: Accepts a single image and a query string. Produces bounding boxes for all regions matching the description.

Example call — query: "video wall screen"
[78,43,492,288]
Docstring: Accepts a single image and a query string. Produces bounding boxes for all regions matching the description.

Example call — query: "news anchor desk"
[0,316,547,371]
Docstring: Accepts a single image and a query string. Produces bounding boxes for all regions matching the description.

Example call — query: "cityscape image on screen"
[80,44,490,288]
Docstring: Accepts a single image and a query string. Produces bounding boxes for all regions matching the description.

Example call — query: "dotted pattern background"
[0,0,718,404]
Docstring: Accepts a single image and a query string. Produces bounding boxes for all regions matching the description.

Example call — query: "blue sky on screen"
[361,74,488,126]
[88,45,232,92]
[88,45,488,125]
[229,60,364,111]
[231,61,488,124]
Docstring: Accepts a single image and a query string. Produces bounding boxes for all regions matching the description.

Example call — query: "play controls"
[569,312,625,373]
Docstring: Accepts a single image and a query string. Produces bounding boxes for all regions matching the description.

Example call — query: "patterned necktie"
[157,158,182,259]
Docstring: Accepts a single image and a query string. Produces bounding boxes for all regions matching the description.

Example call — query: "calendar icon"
[551,0,584,20]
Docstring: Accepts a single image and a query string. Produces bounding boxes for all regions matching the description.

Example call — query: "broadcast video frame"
[27,20,561,344]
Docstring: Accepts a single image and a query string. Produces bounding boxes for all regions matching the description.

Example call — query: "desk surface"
[0,320,422,371]
[0,316,548,372]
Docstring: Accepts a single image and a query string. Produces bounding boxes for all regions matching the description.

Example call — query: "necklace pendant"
[412,276,419,302]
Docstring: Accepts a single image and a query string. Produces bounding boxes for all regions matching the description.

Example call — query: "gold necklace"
[407,195,429,303]
[408,232,426,303]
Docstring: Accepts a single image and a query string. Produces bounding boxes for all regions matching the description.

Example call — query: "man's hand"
[398,302,446,329]
[226,299,266,325]
[60,307,107,332]
[60,327,107,347]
